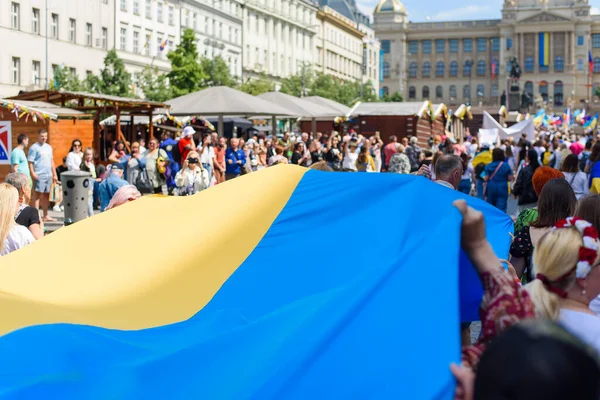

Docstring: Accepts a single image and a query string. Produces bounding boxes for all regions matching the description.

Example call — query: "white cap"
[182,126,196,138]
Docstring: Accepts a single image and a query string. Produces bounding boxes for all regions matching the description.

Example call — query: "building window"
[449,40,458,53]
[85,23,92,46]
[408,41,418,54]
[463,39,472,52]
[449,61,458,76]
[51,14,59,39]
[422,40,432,54]
[422,86,430,99]
[68,18,76,42]
[554,81,563,106]
[145,33,151,56]
[463,85,470,100]
[436,61,444,77]
[435,39,444,53]
[491,37,500,52]
[133,0,140,15]
[539,81,548,102]
[492,84,498,97]
[435,85,443,99]
[449,85,457,99]
[577,58,584,71]
[463,60,472,76]
[409,86,416,99]
[524,81,533,95]
[506,60,512,74]
[422,62,431,77]
[554,56,564,72]
[383,62,390,78]
[133,31,140,53]
[102,27,108,49]
[381,40,391,54]
[193,13,198,30]
[593,34,600,49]
[32,61,41,85]
[32,8,40,34]
[477,60,486,76]
[409,62,417,78]
[577,35,584,46]
[168,6,174,25]
[157,3,163,23]
[120,27,127,51]
[477,84,485,97]
[594,58,600,73]
[11,2,20,29]
[69,67,76,76]
[120,0,127,12]
[157,36,163,57]
[525,56,534,72]
[477,38,487,52]
[506,38,513,50]
[11,57,20,84]
[145,0,151,18]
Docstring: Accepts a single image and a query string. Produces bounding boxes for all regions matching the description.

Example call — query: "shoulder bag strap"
[489,161,504,181]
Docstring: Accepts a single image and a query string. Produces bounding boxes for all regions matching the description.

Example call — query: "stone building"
[374,0,600,109]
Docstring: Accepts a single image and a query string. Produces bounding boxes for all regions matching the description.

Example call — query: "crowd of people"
[4,122,600,398]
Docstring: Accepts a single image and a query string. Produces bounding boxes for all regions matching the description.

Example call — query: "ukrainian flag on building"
[539,33,550,67]
[0,166,513,399]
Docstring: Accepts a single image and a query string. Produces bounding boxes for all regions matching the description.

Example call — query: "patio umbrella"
[166,86,295,137]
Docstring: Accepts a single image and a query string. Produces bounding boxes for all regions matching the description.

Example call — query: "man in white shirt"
[199,133,216,183]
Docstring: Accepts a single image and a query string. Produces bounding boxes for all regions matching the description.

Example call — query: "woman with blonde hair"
[524,217,600,353]
[0,183,34,256]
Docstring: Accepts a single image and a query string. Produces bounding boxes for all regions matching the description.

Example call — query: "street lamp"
[465,60,473,105]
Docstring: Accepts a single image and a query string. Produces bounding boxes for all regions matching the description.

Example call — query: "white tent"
[482,111,535,142]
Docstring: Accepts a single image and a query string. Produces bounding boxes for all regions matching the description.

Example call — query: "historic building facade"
[374,0,600,108]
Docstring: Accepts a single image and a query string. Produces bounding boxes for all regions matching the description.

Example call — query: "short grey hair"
[5,172,30,193]
[435,155,462,179]
[410,136,418,145]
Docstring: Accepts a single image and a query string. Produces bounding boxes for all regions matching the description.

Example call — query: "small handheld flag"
[160,39,168,51]
[589,51,594,74]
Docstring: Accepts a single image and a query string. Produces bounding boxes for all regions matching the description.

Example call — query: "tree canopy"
[239,74,275,95]
[167,28,208,97]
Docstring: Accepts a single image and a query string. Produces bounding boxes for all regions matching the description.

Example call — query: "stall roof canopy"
[9,100,88,117]
[349,102,440,117]
[304,96,351,115]
[257,92,340,119]
[10,90,168,111]
[166,86,295,117]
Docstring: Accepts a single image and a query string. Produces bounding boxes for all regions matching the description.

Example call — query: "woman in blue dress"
[484,148,514,212]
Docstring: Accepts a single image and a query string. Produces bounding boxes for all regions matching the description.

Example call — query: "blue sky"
[356,0,600,22]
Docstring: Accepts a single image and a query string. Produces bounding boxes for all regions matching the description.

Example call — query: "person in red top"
[383,135,398,170]
[213,136,227,184]
[178,126,196,164]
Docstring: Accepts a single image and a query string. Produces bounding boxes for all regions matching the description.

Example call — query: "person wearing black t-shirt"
[56,157,68,182]
[291,142,309,167]
[310,141,325,164]
[5,172,43,239]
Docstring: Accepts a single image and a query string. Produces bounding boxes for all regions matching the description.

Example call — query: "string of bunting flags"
[0,99,58,123]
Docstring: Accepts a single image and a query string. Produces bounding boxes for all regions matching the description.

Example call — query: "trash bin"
[61,171,92,224]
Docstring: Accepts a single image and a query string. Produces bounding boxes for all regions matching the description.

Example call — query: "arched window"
[463,60,472,77]
[435,85,443,98]
[555,56,564,72]
[477,60,486,76]
[539,81,548,102]
[525,56,534,72]
[383,62,390,78]
[381,86,389,96]
[463,85,471,100]
[409,62,418,78]
[524,81,533,95]
[436,61,445,77]
[422,86,430,99]
[409,86,416,99]
[477,84,485,97]
[449,85,457,99]
[449,61,458,77]
[554,81,563,106]
[594,57,600,73]
[422,62,431,78]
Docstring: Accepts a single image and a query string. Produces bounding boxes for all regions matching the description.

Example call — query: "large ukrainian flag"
[0,165,512,399]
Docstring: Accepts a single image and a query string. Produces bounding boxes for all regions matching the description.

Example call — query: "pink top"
[384,143,397,165]
[570,142,584,156]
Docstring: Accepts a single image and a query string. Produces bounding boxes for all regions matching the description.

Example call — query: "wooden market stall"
[0,99,91,182]
[9,90,168,161]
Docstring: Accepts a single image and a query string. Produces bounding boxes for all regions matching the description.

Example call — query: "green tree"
[381,91,404,102]
[280,66,314,97]
[239,74,274,95]
[138,67,173,102]
[95,49,133,97]
[167,28,208,97]
[50,66,84,91]
[199,56,236,87]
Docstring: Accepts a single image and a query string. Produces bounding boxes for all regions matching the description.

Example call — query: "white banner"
[482,111,535,142]
[478,128,498,147]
